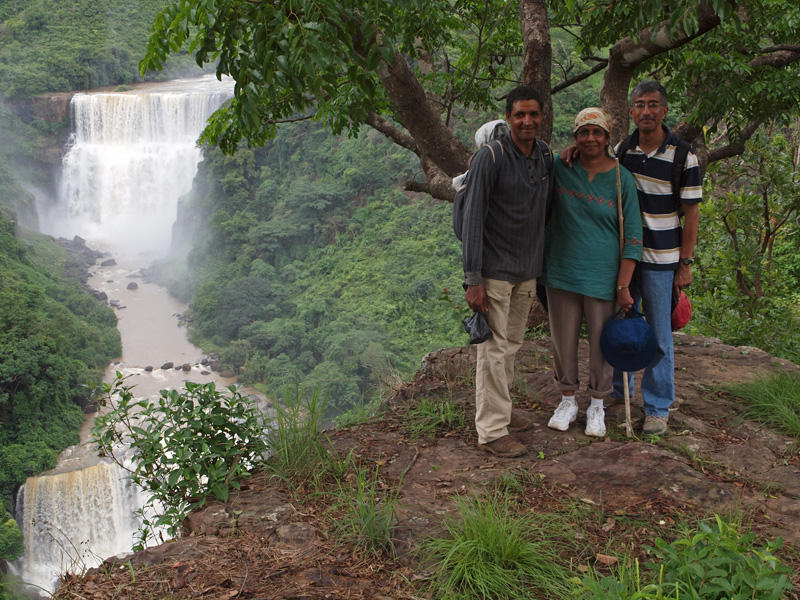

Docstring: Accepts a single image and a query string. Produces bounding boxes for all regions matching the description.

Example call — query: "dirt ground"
[53,332,800,600]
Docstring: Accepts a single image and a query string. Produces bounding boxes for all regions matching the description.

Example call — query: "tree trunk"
[377,52,471,178]
[519,0,552,142]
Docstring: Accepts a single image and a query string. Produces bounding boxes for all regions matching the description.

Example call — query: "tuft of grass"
[331,463,401,557]
[265,385,334,489]
[405,395,466,440]
[722,372,800,438]
[422,492,573,599]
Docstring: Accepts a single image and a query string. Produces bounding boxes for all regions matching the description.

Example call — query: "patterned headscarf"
[573,107,611,134]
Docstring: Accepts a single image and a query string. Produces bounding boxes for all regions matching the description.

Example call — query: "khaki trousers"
[546,286,615,398]
[475,277,536,444]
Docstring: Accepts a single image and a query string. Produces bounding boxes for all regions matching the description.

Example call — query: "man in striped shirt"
[614,80,702,435]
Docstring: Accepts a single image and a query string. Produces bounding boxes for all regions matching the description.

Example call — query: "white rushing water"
[39,74,234,262]
[14,75,236,596]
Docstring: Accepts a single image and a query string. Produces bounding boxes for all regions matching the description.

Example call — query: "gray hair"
[629,80,668,106]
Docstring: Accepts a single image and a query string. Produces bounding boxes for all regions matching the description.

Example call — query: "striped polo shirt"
[617,127,702,270]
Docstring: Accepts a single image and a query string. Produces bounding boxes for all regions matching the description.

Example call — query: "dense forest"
[1,0,799,593]
[0,217,121,564]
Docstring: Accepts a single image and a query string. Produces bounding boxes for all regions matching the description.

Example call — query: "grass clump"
[723,372,800,438]
[331,463,401,557]
[405,395,466,440]
[423,492,572,599]
[265,385,336,490]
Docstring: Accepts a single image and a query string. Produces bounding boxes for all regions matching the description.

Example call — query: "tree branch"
[707,120,762,163]
[364,112,419,154]
[552,61,607,93]
[749,47,800,69]
[376,51,471,176]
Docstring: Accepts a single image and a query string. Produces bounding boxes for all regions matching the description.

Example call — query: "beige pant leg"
[475,277,536,444]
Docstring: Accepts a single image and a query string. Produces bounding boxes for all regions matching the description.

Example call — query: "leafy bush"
[652,515,792,599]
[92,373,269,549]
[576,515,793,600]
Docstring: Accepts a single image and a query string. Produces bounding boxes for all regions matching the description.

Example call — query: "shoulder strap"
[671,139,691,211]
[485,139,504,164]
[615,135,635,163]
[536,138,553,175]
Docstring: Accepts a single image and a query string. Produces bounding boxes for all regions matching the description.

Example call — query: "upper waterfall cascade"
[41,75,234,261]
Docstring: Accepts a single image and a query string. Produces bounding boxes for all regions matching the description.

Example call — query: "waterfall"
[13,75,236,596]
[14,462,149,594]
[41,75,234,261]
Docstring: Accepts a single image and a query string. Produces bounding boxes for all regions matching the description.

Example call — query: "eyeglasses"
[632,101,663,110]
[576,127,607,138]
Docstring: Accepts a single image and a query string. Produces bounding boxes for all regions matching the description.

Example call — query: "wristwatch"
[679,257,694,265]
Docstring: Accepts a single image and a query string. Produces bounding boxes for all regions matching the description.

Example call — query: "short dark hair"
[629,80,668,106]
[505,86,543,115]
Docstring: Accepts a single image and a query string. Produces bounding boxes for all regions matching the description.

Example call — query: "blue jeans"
[613,269,674,417]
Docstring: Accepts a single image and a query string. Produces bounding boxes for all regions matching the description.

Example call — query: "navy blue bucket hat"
[600,309,659,372]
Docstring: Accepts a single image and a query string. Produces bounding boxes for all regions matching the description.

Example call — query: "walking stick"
[623,371,632,437]
[615,159,633,438]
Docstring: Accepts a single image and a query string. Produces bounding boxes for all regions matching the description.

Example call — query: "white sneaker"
[548,397,578,431]
[584,406,606,437]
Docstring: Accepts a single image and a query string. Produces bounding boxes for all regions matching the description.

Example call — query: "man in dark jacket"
[461,86,552,457]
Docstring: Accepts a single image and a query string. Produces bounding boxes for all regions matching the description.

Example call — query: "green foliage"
[722,372,800,439]
[576,515,793,600]
[549,1,800,141]
[423,492,573,599]
[0,218,120,512]
[577,558,678,600]
[142,0,521,152]
[404,395,466,440]
[333,396,384,429]
[653,515,792,599]
[693,127,800,362]
[0,508,23,562]
[92,373,269,550]
[155,122,464,417]
[0,0,199,97]
[331,463,400,557]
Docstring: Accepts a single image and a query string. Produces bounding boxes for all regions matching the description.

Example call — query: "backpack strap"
[485,139,504,164]
[615,135,635,165]
[536,138,553,176]
[671,139,691,213]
